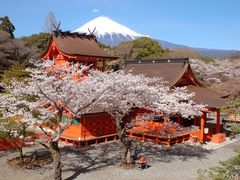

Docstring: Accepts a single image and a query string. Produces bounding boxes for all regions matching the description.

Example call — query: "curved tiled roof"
[42,32,117,59]
[187,85,227,108]
[53,35,116,58]
[124,58,190,87]
[124,58,227,108]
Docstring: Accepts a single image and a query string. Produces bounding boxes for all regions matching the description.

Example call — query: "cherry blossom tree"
[0,60,112,180]
[0,81,36,165]
[190,58,240,84]
[190,58,240,99]
[94,71,205,164]
[0,115,33,165]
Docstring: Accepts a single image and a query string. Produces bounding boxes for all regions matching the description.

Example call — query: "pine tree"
[0,16,15,39]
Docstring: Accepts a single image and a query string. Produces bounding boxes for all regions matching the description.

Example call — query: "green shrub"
[231,124,240,138]
[198,148,240,180]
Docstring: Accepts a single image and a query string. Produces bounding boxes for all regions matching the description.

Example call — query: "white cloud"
[92,9,100,13]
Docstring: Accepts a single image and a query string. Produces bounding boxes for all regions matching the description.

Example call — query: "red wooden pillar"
[216,109,221,133]
[199,112,206,143]
[102,60,106,71]
[93,60,96,69]
[193,116,197,126]
[177,115,181,124]
[79,116,84,140]
[83,57,87,66]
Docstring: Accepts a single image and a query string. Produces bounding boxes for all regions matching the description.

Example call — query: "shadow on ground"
[0,141,211,179]
[133,142,211,162]
[60,141,211,179]
[61,143,121,180]
[0,149,17,158]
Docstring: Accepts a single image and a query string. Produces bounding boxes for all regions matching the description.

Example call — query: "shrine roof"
[124,58,228,108]
[187,85,227,108]
[49,31,117,59]
[124,58,190,87]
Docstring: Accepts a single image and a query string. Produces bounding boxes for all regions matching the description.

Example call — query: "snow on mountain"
[73,16,150,46]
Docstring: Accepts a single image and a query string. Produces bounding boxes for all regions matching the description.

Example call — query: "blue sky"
[1,0,240,50]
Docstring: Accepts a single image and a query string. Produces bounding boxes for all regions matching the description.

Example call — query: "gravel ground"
[0,140,239,180]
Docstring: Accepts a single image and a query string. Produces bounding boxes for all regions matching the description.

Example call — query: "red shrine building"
[42,32,228,146]
[42,31,117,70]
[42,31,119,144]
[124,59,228,144]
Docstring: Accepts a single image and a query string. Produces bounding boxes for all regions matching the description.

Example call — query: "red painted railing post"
[216,110,221,133]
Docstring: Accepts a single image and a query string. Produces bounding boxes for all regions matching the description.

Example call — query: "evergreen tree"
[111,37,165,61]
[132,37,164,59]
[21,32,50,56]
[0,62,29,85]
[0,16,15,39]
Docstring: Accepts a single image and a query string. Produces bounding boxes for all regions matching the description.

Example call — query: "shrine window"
[61,115,80,125]
[61,115,68,123]
[72,117,80,125]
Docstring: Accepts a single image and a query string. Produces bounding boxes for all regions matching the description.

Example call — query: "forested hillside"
[0,16,49,83]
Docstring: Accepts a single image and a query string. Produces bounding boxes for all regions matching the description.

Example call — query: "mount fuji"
[73,16,239,58]
[73,16,150,46]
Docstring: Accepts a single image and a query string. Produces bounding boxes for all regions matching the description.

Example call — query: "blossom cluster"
[190,58,240,83]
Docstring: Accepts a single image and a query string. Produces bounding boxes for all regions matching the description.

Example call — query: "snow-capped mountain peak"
[73,16,150,46]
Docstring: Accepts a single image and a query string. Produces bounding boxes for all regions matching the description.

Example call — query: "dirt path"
[0,141,238,180]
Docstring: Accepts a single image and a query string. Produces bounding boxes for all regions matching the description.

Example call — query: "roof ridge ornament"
[88,27,96,35]
[52,21,62,37]
[125,58,189,65]
[52,30,96,40]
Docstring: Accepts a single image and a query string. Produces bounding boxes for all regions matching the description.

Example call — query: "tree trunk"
[126,148,133,164]
[121,144,128,164]
[18,147,24,165]
[115,117,134,165]
[14,138,24,165]
[121,137,133,164]
[49,141,62,180]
